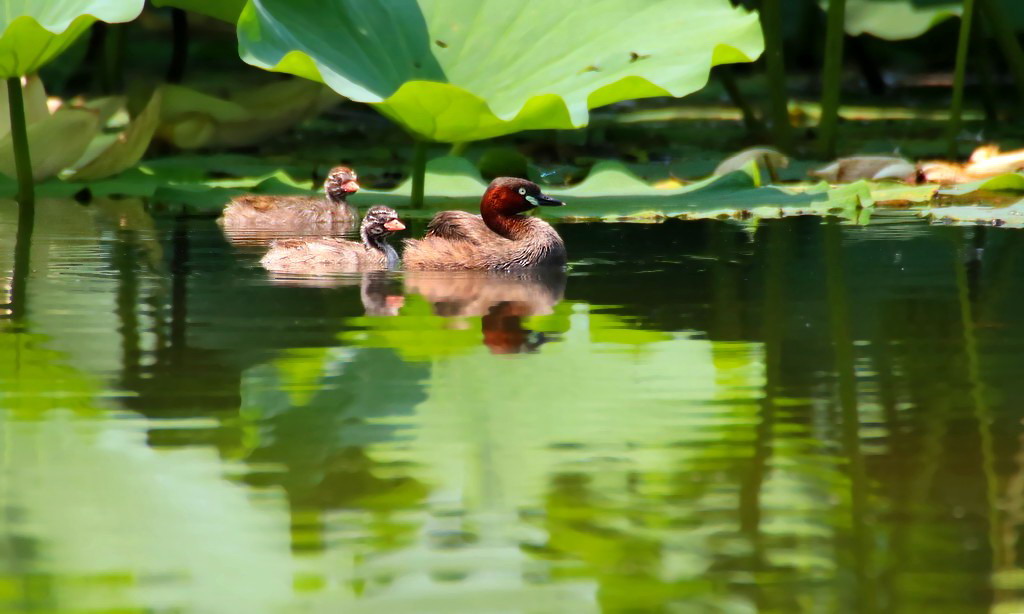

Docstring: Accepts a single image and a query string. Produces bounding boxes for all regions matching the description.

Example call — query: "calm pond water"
[2,198,1024,613]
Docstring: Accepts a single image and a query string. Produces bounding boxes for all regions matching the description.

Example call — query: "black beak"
[536,192,564,207]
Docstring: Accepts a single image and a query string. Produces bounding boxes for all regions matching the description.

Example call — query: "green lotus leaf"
[542,161,875,222]
[346,157,871,222]
[68,88,163,181]
[0,108,98,181]
[836,0,960,40]
[0,76,50,137]
[237,0,764,142]
[0,1,144,77]
[937,172,1024,195]
[151,0,246,23]
[868,181,938,202]
[928,202,1024,226]
[132,155,874,222]
[835,0,1024,40]
[157,80,339,149]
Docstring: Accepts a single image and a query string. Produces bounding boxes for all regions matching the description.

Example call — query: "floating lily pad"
[237,0,764,142]
[927,202,1024,227]
[353,157,875,222]
[937,172,1024,195]
[869,182,939,203]
[101,154,877,222]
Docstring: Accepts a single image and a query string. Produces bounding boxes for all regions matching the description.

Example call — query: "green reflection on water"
[1,201,1024,612]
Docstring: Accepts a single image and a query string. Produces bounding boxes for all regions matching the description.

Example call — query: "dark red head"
[481,177,564,216]
[324,166,359,202]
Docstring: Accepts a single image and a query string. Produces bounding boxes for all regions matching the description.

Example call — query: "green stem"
[449,142,468,157]
[946,0,976,159]
[973,17,999,126]
[7,78,33,207]
[978,0,1024,104]
[410,140,427,209]
[101,24,124,93]
[9,173,35,322]
[166,8,189,84]
[760,0,792,151]
[716,66,764,140]
[818,0,847,159]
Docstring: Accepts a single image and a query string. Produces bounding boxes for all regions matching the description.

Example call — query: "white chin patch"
[525,195,538,206]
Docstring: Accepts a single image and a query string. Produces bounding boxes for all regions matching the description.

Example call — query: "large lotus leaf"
[835,0,1024,40]
[237,0,764,142]
[0,1,144,77]
[151,0,246,23]
[835,0,960,40]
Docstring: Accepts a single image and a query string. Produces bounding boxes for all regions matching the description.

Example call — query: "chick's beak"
[341,180,360,193]
[536,192,564,206]
[383,218,405,232]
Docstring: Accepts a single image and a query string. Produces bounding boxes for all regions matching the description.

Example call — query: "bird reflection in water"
[404,269,566,354]
[264,271,405,316]
[263,268,567,352]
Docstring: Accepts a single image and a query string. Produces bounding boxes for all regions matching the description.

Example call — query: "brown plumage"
[403,177,567,271]
[260,206,404,274]
[219,166,360,242]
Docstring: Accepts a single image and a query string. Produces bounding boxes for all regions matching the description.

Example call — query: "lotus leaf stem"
[102,24,124,93]
[167,8,189,83]
[978,0,1024,104]
[973,22,999,126]
[9,195,34,321]
[411,140,427,209]
[716,66,764,140]
[759,0,792,151]
[946,0,975,159]
[7,77,33,207]
[818,0,847,158]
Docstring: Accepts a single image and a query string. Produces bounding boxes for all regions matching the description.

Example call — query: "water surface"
[2,200,1023,612]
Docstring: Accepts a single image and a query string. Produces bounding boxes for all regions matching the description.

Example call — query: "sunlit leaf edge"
[236,0,764,142]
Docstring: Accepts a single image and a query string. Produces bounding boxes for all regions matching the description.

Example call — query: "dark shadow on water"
[824,219,874,613]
